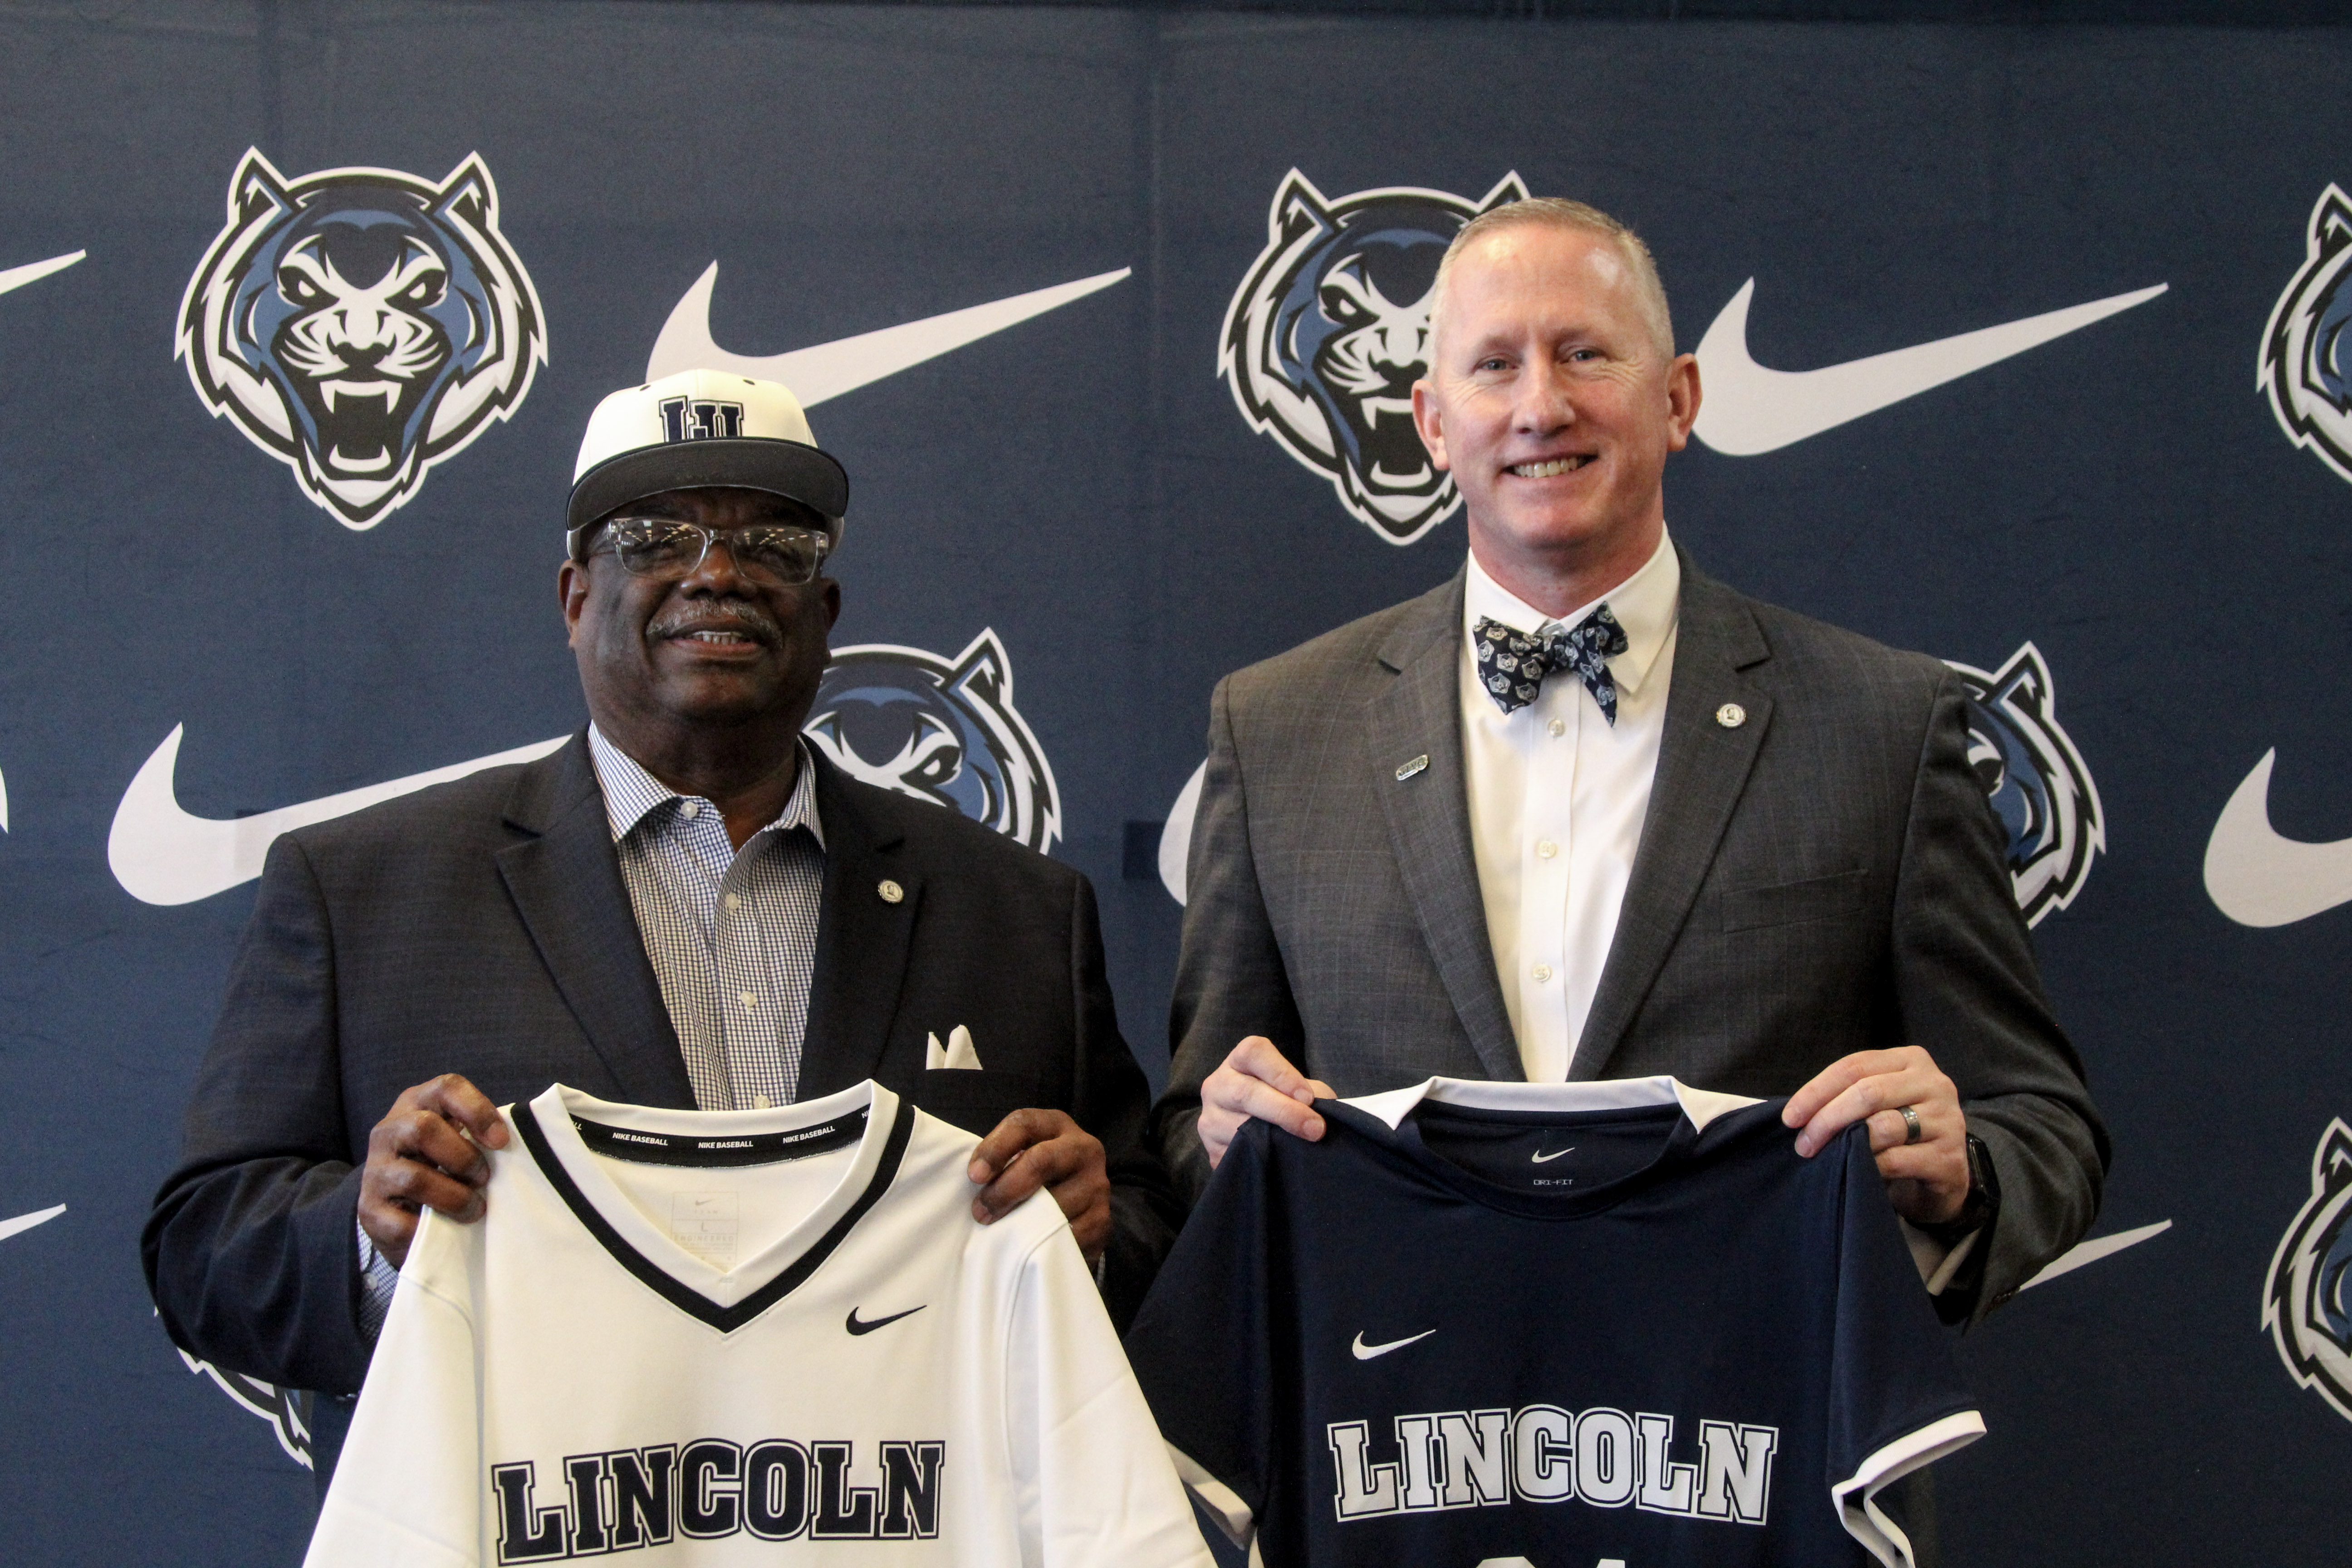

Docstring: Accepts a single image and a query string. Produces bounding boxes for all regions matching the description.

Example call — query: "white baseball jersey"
[308,1081,1213,1568]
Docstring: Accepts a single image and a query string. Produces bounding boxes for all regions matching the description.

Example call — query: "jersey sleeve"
[1004,1217,1216,1568]
[1824,1126,1987,1567]
[1121,1119,1281,1560]
[303,1208,487,1568]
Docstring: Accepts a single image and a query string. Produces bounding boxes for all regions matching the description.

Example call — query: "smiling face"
[559,487,840,765]
[1412,223,1699,607]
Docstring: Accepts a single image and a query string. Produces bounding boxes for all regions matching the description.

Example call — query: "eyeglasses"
[593,518,829,585]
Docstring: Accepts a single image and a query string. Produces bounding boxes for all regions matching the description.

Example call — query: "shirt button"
[724,893,742,911]
[1547,718,1566,738]
[752,1094,772,1109]
[680,801,699,818]
[1533,964,1554,982]
[738,990,758,1010]
[1536,839,1558,859]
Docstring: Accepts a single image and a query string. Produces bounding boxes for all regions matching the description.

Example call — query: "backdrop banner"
[0,5,2344,1563]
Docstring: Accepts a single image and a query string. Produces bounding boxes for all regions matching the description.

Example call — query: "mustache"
[646,597,784,646]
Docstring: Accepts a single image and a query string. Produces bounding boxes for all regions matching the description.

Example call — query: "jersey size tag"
[670,1191,740,1268]
[573,1109,868,1167]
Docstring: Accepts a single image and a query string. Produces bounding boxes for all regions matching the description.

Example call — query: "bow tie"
[1474,608,1630,723]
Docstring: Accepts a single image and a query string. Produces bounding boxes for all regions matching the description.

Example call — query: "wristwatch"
[1918,1133,2000,1245]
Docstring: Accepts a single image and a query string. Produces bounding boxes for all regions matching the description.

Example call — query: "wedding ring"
[1897,1104,1923,1145]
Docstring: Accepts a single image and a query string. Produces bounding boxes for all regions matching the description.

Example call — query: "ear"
[558,558,589,646]
[1662,352,1702,454]
[1411,378,1452,472]
[226,147,294,229]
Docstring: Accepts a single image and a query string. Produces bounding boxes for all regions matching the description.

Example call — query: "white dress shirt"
[1460,529,1680,1082]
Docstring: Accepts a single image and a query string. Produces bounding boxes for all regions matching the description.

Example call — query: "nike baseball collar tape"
[565,368,850,558]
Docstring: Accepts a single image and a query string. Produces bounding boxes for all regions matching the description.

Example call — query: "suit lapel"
[795,752,920,1099]
[495,734,697,1108]
[1573,560,1774,1080]
[1367,573,1523,1083]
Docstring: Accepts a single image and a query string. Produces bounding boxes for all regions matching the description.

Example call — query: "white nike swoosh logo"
[1351,1328,1435,1360]
[2018,1219,2171,1292]
[2205,750,2352,928]
[108,725,567,906]
[645,263,1132,403]
[0,1205,64,1244]
[1530,1145,1575,1163]
[0,249,83,300]
[1691,278,2167,456]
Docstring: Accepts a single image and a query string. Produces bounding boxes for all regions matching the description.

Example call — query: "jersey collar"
[510,1080,911,1333]
[1343,1074,1761,1133]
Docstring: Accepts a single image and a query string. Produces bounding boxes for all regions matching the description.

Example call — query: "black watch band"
[1920,1134,1999,1244]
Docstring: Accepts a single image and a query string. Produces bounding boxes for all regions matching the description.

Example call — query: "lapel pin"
[1715,703,1747,730]
[877,878,905,904]
[1395,755,1430,782]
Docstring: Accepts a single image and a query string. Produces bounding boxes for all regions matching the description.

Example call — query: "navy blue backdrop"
[1,5,2347,1563]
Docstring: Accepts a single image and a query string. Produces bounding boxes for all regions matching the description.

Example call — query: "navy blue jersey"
[1125,1078,1981,1568]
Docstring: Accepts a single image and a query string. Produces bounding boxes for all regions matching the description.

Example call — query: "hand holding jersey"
[360,1074,509,1267]
[363,1074,1117,1268]
[1202,1037,1975,1227]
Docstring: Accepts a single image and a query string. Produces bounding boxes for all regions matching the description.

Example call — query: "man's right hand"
[359,1074,510,1267]
[1196,1037,1335,1169]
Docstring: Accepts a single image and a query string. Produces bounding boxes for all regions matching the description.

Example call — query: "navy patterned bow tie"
[1474,608,1631,723]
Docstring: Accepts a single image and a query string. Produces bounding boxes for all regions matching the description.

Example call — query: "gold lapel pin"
[877,879,905,904]
[1395,755,1430,781]
[1715,703,1747,729]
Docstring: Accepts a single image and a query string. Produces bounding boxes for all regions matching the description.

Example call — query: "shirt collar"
[1462,526,1681,697]
[586,725,825,850]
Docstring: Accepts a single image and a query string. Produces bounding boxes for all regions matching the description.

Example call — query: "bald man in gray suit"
[1152,198,2105,1324]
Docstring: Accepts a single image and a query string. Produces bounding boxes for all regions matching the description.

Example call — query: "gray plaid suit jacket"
[1154,552,2107,1322]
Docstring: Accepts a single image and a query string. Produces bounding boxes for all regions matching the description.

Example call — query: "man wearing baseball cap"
[146,370,1180,1483]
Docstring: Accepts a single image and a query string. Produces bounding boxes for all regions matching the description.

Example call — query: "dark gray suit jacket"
[144,734,1177,1401]
[1154,555,2108,1322]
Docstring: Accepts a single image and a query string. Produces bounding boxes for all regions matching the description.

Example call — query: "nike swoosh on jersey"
[1530,1145,1576,1164]
[0,1205,64,1244]
[108,725,567,906]
[0,249,83,300]
[1691,278,2167,456]
[845,1305,926,1336]
[2204,750,2352,928]
[1351,1328,1436,1360]
[645,263,1131,402]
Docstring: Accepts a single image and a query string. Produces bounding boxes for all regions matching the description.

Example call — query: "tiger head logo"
[804,629,1062,853]
[2261,183,2352,486]
[2264,1118,2352,1425]
[177,148,546,529]
[1220,170,1528,545]
[1943,642,2105,926]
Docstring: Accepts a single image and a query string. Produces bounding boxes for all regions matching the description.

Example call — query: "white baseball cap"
[565,369,849,556]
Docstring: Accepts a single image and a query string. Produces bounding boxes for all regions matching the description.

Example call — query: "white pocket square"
[924,1024,983,1072]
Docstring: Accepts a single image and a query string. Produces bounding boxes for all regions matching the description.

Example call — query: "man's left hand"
[1783,1047,1970,1226]
[968,1109,1111,1264]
